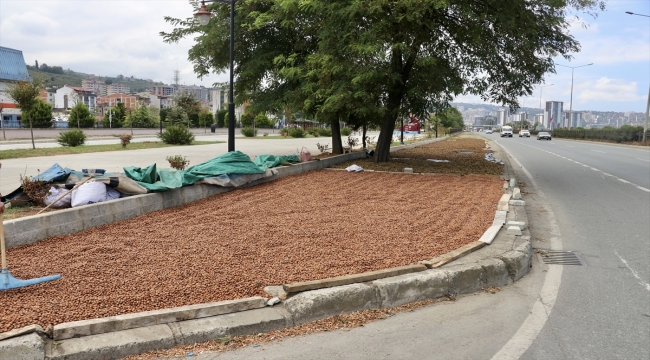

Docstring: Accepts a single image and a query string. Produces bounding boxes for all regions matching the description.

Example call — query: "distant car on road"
[500,126,513,137]
[537,132,552,140]
[485,129,493,134]
[519,130,530,137]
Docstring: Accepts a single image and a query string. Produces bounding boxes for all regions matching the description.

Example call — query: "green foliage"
[23,98,53,128]
[307,127,320,137]
[279,128,289,137]
[316,128,332,137]
[57,129,86,147]
[161,0,604,161]
[200,111,214,128]
[552,127,646,143]
[7,74,45,129]
[174,92,201,126]
[164,106,188,127]
[69,102,95,128]
[216,109,227,127]
[103,102,126,128]
[160,108,170,124]
[240,126,258,137]
[157,125,195,145]
[340,127,352,136]
[37,63,64,74]
[254,113,274,128]
[241,112,256,127]
[125,102,157,128]
[288,127,306,138]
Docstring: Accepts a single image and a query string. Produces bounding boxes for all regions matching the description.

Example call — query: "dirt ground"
[331,136,502,175]
[0,170,502,333]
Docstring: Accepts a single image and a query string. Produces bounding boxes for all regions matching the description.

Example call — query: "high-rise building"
[150,85,176,97]
[497,109,507,126]
[534,114,545,129]
[544,101,563,129]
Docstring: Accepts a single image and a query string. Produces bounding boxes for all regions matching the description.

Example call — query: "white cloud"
[577,77,644,102]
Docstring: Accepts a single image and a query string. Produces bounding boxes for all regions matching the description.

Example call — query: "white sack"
[71,182,107,207]
[44,186,72,209]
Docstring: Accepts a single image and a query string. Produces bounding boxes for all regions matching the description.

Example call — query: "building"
[178,85,209,102]
[544,101,563,130]
[107,83,130,96]
[150,85,176,97]
[0,46,31,126]
[534,114,545,129]
[55,86,97,113]
[39,88,56,107]
[565,111,582,128]
[496,109,507,126]
[149,94,173,110]
[96,93,140,117]
[81,78,107,96]
[210,88,245,121]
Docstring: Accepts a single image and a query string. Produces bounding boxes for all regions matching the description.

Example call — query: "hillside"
[26,65,165,93]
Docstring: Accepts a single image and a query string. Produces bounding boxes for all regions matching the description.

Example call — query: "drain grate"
[539,250,586,266]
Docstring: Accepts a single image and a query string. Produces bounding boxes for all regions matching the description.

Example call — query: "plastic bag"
[299,147,311,162]
[44,186,72,209]
[71,182,107,207]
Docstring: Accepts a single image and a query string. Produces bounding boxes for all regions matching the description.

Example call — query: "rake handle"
[1,220,6,269]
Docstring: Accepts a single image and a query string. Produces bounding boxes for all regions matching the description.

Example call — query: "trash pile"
[484,153,504,165]
[2,151,293,210]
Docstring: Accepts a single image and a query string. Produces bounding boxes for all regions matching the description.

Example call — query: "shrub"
[68,103,95,128]
[57,129,86,147]
[166,155,190,170]
[306,127,320,137]
[119,134,132,148]
[263,132,269,136]
[254,113,275,128]
[280,128,290,137]
[157,125,195,145]
[241,126,258,137]
[216,109,227,127]
[340,127,352,136]
[347,136,360,148]
[316,128,332,137]
[289,127,306,138]
[241,112,256,127]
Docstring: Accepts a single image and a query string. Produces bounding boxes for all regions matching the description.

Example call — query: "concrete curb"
[5,151,366,249]
[0,135,534,359]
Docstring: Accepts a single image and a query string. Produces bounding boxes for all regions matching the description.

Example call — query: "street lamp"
[625,11,649,142]
[556,63,593,129]
[538,84,553,129]
[195,0,236,152]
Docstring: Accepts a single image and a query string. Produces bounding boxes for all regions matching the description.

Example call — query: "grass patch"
[0,141,223,160]
[2,205,42,221]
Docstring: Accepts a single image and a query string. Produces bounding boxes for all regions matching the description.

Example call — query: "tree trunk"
[331,113,343,154]
[29,113,35,149]
[362,123,367,150]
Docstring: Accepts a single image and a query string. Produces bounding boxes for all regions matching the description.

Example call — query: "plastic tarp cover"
[253,154,301,168]
[32,163,71,183]
[186,151,266,176]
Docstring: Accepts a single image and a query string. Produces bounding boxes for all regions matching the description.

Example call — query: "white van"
[501,126,513,137]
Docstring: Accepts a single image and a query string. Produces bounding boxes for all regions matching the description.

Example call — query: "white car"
[486,129,493,134]
[519,130,530,137]
[500,126,513,137]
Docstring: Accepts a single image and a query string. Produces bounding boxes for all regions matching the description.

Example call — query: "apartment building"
[150,85,176,97]
[544,101,563,130]
[55,86,97,113]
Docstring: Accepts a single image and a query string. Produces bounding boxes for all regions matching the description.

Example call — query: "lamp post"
[625,11,649,142]
[195,0,236,152]
[556,63,593,129]
[538,84,553,129]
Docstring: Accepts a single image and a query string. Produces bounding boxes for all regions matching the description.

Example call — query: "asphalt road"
[170,135,649,360]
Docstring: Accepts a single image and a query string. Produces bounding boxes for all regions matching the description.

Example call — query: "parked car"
[519,130,530,137]
[537,132,552,140]
[485,129,493,134]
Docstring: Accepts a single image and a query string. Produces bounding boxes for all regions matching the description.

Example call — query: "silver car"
[537,132,552,140]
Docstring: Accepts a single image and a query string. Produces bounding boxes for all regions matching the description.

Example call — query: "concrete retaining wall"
[5,151,366,249]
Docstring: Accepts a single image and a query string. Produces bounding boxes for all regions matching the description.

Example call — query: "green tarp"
[253,154,301,168]
[124,151,266,192]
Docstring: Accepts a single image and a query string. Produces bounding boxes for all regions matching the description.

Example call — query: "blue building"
[0,46,31,127]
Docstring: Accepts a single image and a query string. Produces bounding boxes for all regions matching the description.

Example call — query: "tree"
[7,74,46,148]
[216,109,227,127]
[241,112,256,127]
[165,106,189,127]
[69,102,95,128]
[255,113,274,128]
[162,0,604,161]
[22,98,53,128]
[174,92,201,127]
[103,102,126,128]
[127,102,157,128]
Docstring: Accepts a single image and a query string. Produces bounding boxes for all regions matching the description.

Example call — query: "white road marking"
[618,179,630,184]
[637,186,650,192]
[592,150,606,153]
[615,251,650,291]
[493,141,564,360]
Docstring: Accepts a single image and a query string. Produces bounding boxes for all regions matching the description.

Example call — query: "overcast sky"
[1,0,648,112]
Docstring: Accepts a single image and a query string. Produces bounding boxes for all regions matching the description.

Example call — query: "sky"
[0,0,648,113]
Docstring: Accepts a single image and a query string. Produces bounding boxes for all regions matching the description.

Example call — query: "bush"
[166,155,190,170]
[280,128,290,137]
[241,126,258,137]
[241,112,256,127]
[157,125,195,145]
[68,103,95,128]
[289,127,306,138]
[57,129,86,147]
[216,109,227,127]
[254,113,275,128]
[119,134,132,148]
[340,127,352,136]
[306,127,320,137]
[316,128,332,137]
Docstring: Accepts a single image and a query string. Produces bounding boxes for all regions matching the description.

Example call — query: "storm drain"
[539,250,586,266]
